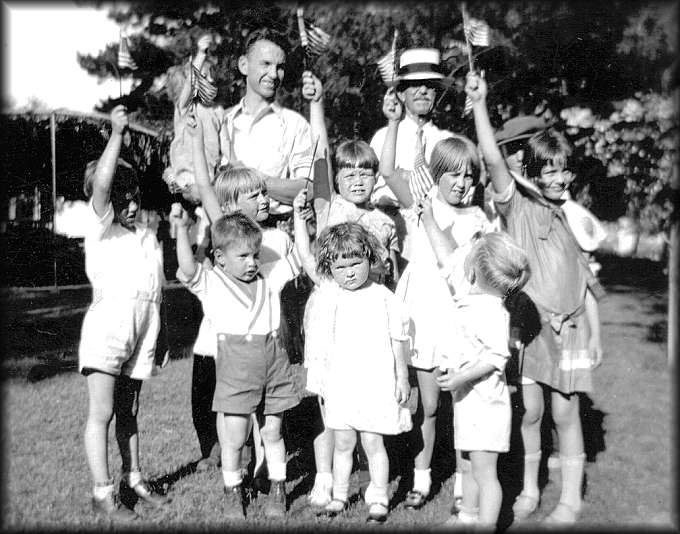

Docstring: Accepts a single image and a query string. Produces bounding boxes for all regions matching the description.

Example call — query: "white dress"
[395,197,492,370]
[303,280,412,435]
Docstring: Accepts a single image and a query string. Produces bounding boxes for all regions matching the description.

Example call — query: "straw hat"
[396,48,445,83]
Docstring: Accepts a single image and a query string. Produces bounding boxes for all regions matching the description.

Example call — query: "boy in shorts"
[172,207,301,519]
[78,105,169,521]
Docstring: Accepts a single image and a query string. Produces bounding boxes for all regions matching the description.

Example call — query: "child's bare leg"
[411,368,440,497]
[470,450,501,527]
[548,391,585,521]
[84,371,117,485]
[331,429,357,504]
[310,398,334,506]
[217,413,250,486]
[113,376,142,474]
[259,413,287,481]
[460,451,478,518]
[519,383,544,494]
[359,431,389,511]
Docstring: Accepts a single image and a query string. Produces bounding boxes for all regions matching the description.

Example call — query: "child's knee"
[360,433,384,456]
[334,431,357,453]
[259,419,283,445]
[87,403,114,426]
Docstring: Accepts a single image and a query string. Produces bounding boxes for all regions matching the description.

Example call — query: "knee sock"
[93,478,114,500]
[559,453,585,511]
[268,461,287,482]
[222,469,243,488]
[521,450,542,498]
[364,482,389,507]
[413,467,432,495]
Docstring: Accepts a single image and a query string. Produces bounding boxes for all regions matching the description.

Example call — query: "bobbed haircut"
[210,212,262,254]
[333,139,379,172]
[213,165,267,211]
[315,222,381,278]
[522,129,573,179]
[83,158,138,198]
[429,135,481,185]
[464,231,531,298]
[242,27,289,57]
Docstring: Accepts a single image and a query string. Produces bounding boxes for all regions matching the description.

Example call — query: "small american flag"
[463,94,473,116]
[410,129,435,201]
[376,29,399,86]
[464,17,490,47]
[191,65,217,105]
[117,34,138,71]
[297,8,331,58]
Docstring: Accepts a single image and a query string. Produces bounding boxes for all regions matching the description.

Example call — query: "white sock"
[559,453,585,511]
[93,480,114,500]
[222,469,243,488]
[332,481,349,503]
[315,472,333,488]
[268,461,287,482]
[458,504,479,523]
[522,450,542,498]
[364,482,389,507]
[453,470,464,498]
[413,468,432,495]
[124,470,143,487]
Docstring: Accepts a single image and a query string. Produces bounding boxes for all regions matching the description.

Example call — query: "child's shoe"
[262,480,286,518]
[512,492,539,521]
[543,501,580,524]
[223,484,246,520]
[404,490,429,510]
[120,478,170,508]
[91,492,138,522]
[317,498,347,518]
[308,472,333,507]
[366,502,388,524]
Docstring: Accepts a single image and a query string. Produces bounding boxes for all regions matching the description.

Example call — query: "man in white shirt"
[370,48,454,263]
[225,28,313,215]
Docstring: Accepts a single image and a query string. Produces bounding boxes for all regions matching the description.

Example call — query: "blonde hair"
[211,212,262,253]
[315,222,381,278]
[429,135,481,185]
[465,232,531,298]
[213,165,267,212]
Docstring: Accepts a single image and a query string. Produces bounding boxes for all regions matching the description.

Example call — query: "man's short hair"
[242,27,289,57]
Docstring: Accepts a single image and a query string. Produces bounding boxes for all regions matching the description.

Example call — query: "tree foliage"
[9,0,677,231]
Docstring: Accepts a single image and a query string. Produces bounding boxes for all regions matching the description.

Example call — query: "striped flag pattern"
[117,34,138,71]
[376,29,399,86]
[191,65,217,105]
[410,129,435,201]
[297,8,331,58]
[464,17,490,47]
[463,94,473,116]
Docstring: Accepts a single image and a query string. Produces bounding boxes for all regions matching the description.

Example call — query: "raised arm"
[466,72,512,194]
[91,105,128,217]
[292,188,322,286]
[417,197,459,266]
[170,202,198,280]
[187,111,223,223]
[379,90,414,208]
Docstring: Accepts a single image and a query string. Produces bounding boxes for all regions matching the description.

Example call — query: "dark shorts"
[212,332,301,416]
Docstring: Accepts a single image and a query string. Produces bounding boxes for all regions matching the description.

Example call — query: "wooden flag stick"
[460,3,475,74]
[296,7,309,72]
[304,135,320,202]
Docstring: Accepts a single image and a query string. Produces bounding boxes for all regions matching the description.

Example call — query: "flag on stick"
[410,145,435,202]
[376,29,399,86]
[464,16,490,47]
[297,7,331,59]
[117,32,138,71]
[191,65,217,105]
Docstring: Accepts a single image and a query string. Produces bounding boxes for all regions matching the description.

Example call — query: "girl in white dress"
[378,89,494,509]
[292,192,412,524]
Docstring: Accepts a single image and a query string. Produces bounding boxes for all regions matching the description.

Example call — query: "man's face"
[397,80,438,118]
[239,39,286,101]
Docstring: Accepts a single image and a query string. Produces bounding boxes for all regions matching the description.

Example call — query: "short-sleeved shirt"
[224,99,313,213]
[178,252,300,356]
[369,116,454,208]
[83,200,165,298]
[191,228,295,357]
[490,180,588,316]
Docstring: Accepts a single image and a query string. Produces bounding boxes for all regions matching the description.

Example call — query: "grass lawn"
[0,255,675,531]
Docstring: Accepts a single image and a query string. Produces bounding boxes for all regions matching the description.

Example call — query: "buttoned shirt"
[369,115,454,207]
[225,99,313,177]
[83,200,165,299]
[179,240,301,356]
